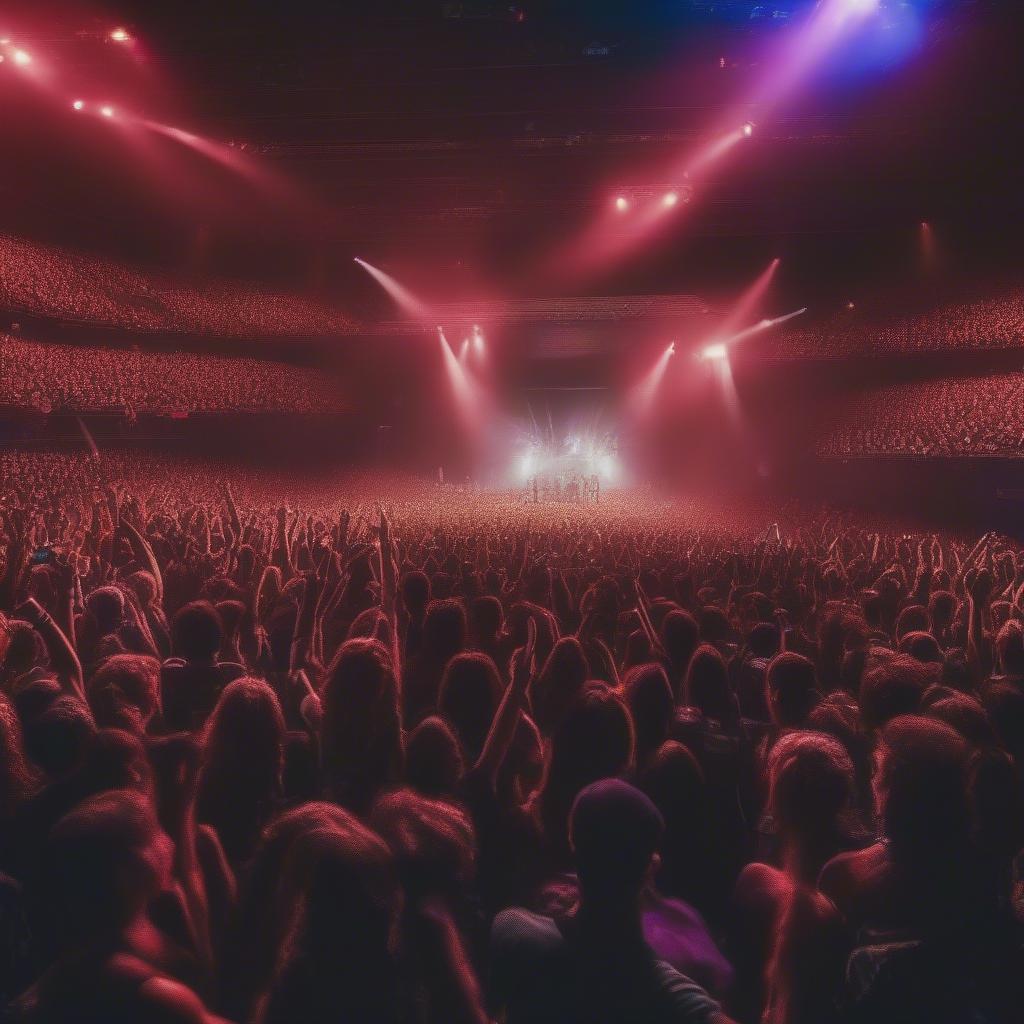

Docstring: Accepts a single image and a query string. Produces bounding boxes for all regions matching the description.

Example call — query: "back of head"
[698,606,731,647]
[470,594,503,642]
[748,621,781,659]
[623,662,674,763]
[768,730,855,839]
[995,619,1024,677]
[202,677,285,789]
[570,779,664,903]
[406,715,464,797]
[85,586,125,636]
[284,822,399,961]
[88,653,161,732]
[895,605,930,641]
[215,599,247,641]
[766,652,820,729]
[876,715,970,862]
[925,692,995,749]
[859,652,934,732]
[899,630,943,666]
[23,695,95,778]
[637,740,705,839]
[685,643,733,722]
[370,788,476,902]
[172,600,223,663]
[438,651,502,763]
[401,570,431,615]
[5,620,47,679]
[660,608,699,674]
[321,638,402,809]
[47,789,168,940]
[547,682,635,792]
[421,598,467,664]
[534,635,590,736]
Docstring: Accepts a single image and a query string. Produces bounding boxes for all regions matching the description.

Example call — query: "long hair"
[321,638,404,814]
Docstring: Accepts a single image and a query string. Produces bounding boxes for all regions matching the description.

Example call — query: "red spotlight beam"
[353,258,434,323]
[715,258,781,340]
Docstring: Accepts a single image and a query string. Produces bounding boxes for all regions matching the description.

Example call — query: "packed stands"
[0,234,359,338]
[0,334,345,415]
[818,372,1024,457]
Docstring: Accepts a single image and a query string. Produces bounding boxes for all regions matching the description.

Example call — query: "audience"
[0,334,344,416]
[0,451,1021,1023]
[0,234,356,339]
[820,373,1024,457]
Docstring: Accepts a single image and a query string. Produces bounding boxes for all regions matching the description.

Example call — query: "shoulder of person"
[491,907,562,955]
[651,960,723,1021]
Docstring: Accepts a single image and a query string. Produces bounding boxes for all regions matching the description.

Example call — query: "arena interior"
[1,2,1024,1022]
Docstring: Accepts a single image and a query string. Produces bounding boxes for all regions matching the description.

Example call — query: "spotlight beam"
[353,258,434,322]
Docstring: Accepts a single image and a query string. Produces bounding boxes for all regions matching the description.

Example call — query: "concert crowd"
[0,236,356,339]
[819,373,1024,458]
[0,452,1020,1023]
[763,289,1024,360]
[0,335,344,417]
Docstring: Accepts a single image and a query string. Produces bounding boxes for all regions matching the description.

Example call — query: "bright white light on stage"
[110,27,131,43]
[669,341,676,355]
[12,49,31,66]
[72,99,85,111]
[599,454,620,484]
[662,191,679,208]
[846,301,855,310]
[100,105,115,118]
[742,121,754,138]
[701,343,728,361]
[615,196,629,212]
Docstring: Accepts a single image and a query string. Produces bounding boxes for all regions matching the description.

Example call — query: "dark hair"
[623,662,675,770]
[321,638,404,813]
[438,651,502,764]
[768,730,855,838]
[766,652,819,729]
[685,644,734,722]
[172,600,223,662]
[877,715,970,862]
[538,682,635,858]
[420,598,467,665]
[570,779,664,899]
[88,653,161,732]
[995,619,1024,677]
[859,652,934,732]
[406,715,464,797]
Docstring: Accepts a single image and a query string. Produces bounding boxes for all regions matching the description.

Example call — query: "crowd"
[763,289,1024,360]
[819,373,1024,457]
[0,236,357,339]
[0,335,345,416]
[0,450,1020,1023]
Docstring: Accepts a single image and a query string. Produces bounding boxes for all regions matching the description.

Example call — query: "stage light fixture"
[743,121,754,138]
[846,301,855,310]
[110,27,131,43]
[12,49,31,65]
[615,196,629,212]
[663,191,679,208]
[72,99,84,111]
[701,343,728,361]
[668,342,676,355]
[100,105,115,118]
